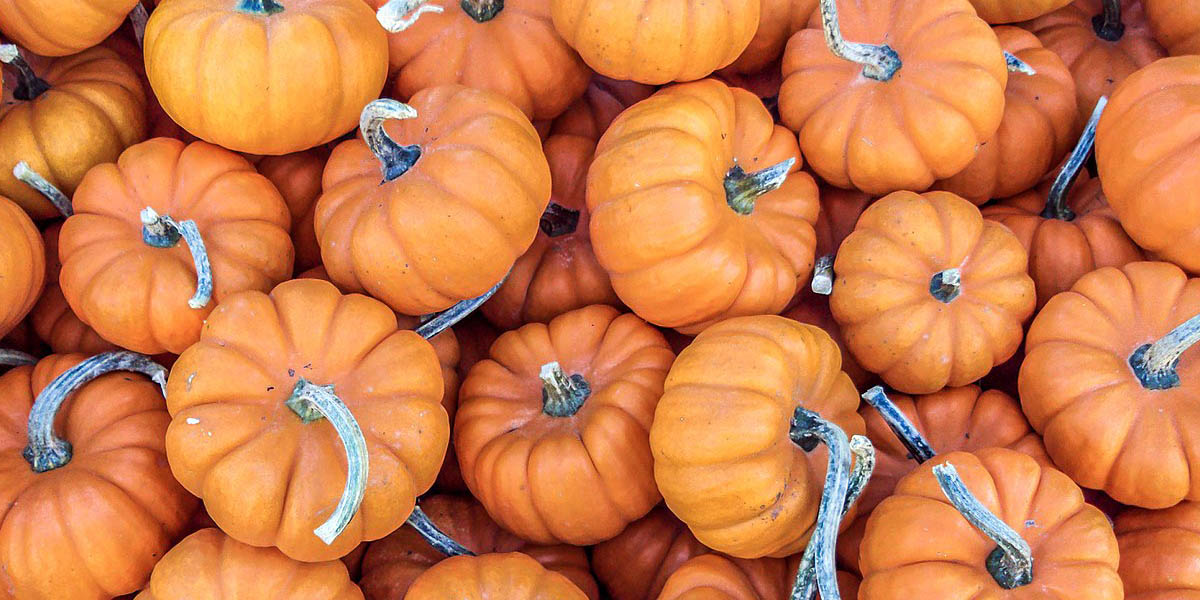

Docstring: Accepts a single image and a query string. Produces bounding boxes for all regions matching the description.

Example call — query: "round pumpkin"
[165,278,449,561]
[592,506,709,600]
[406,552,590,600]
[0,45,146,219]
[970,0,1071,23]
[58,138,294,355]
[830,190,1036,395]
[1116,501,1200,599]
[723,0,816,75]
[456,304,674,544]
[1019,261,1200,508]
[255,149,328,274]
[0,0,138,56]
[315,85,550,316]
[1144,0,1200,57]
[658,554,858,600]
[0,352,198,599]
[144,0,388,155]
[783,300,869,389]
[547,75,656,141]
[137,528,363,600]
[0,195,43,340]
[31,224,117,354]
[550,0,758,84]
[779,0,1007,194]
[588,79,819,333]
[358,494,597,600]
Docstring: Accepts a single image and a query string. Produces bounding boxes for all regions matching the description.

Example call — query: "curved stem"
[933,463,1033,589]
[406,506,476,556]
[129,3,149,47]
[539,202,580,238]
[817,0,902,81]
[787,408,852,600]
[0,349,37,368]
[460,0,502,22]
[360,99,423,183]
[929,268,961,303]
[236,0,284,15]
[0,44,51,100]
[286,379,369,545]
[1004,52,1036,76]
[415,273,507,339]
[811,254,834,295]
[724,157,796,215]
[1092,0,1125,42]
[376,0,445,32]
[23,352,167,473]
[1129,311,1200,390]
[1043,97,1107,222]
[13,162,72,217]
[540,362,590,417]
[140,207,213,309]
[861,386,936,463]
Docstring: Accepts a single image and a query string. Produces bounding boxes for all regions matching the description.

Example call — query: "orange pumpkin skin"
[983,174,1144,308]
[591,506,710,600]
[316,85,550,316]
[651,315,865,558]
[58,138,294,355]
[0,47,146,219]
[0,196,43,339]
[456,305,674,545]
[256,149,328,274]
[137,528,362,600]
[655,555,794,600]
[406,552,590,600]
[830,191,1036,395]
[547,76,656,141]
[165,278,448,561]
[1025,0,1166,129]
[969,0,1071,23]
[813,187,872,260]
[358,494,598,600]
[30,224,116,354]
[1095,56,1200,273]
[783,300,870,389]
[859,448,1121,600]
[935,27,1078,204]
[1144,0,1200,57]
[550,0,758,84]
[1116,501,1200,599]
[0,355,198,600]
[144,0,388,155]
[588,80,819,333]
[779,0,1007,195]
[0,0,138,56]
[1020,261,1200,508]
[723,0,816,75]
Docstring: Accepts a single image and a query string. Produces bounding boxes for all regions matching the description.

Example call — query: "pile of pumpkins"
[2,0,1200,597]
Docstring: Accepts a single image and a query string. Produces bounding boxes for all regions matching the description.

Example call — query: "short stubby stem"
[540,202,580,238]
[1092,0,1125,42]
[540,362,590,417]
[929,268,962,303]
[861,386,937,463]
[787,407,855,600]
[811,254,834,295]
[934,463,1034,589]
[407,506,475,556]
[236,0,284,15]
[0,44,51,100]
[818,0,902,81]
[1004,51,1036,76]
[13,162,72,217]
[0,349,37,368]
[24,352,167,473]
[140,207,213,309]
[461,0,502,22]
[1043,97,1107,222]
[1129,312,1200,390]
[376,0,445,32]
[414,273,508,340]
[724,157,796,215]
[359,99,423,183]
[286,378,369,545]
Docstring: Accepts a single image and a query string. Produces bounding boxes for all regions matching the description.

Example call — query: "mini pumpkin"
[0,195,43,340]
[809,186,872,294]
[254,149,329,274]
[547,76,656,141]
[1116,500,1200,598]
[723,0,816,75]
[658,554,859,600]
[0,0,138,56]
[406,552,590,600]
[591,506,709,600]
[783,300,869,389]
[588,79,819,333]
[969,0,1071,23]
[1144,0,1200,56]
[31,224,117,354]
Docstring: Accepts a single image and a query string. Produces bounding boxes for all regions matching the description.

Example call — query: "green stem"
[406,506,475,556]
[786,408,854,600]
[540,362,590,417]
[0,44,51,100]
[1043,97,1107,221]
[359,99,423,183]
[140,207,212,309]
[540,202,580,238]
[375,0,445,32]
[236,0,284,15]
[1128,312,1200,390]
[13,162,72,218]
[460,0,503,22]
[414,273,508,340]
[0,349,37,368]
[725,157,796,215]
[933,463,1033,589]
[1092,0,1124,41]
[929,268,961,303]
[817,0,902,81]
[861,386,936,463]
[1004,52,1036,76]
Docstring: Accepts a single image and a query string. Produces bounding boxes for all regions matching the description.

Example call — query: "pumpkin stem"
[128,3,149,47]
[817,0,902,81]
[360,99,423,183]
[540,202,581,238]
[406,505,476,556]
[786,408,855,600]
[811,254,834,295]
[540,361,590,417]
[1092,0,1125,41]
[724,157,796,215]
[1004,51,1036,76]
[376,0,445,32]
[140,207,213,309]
[933,463,1034,589]
[0,349,37,368]
[861,386,937,463]
[928,268,961,303]
[415,273,508,339]
[23,351,166,473]
[0,45,51,101]
[1043,97,1107,222]
[461,0,502,22]
[1128,311,1200,390]
[285,378,369,545]
[13,162,72,218]
[235,0,284,15]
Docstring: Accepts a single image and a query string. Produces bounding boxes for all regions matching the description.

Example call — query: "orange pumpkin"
[1020,261,1200,508]
[58,138,294,355]
[0,0,138,56]
[405,552,590,600]
[658,554,859,600]
[144,0,388,155]
[0,45,146,219]
[723,0,816,75]
[783,300,869,389]
[31,224,117,354]
[456,305,674,544]
[591,506,709,600]
[0,195,43,339]
[934,26,1078,204]
[0,352,198,599]
[137,528,363,600]
[588,79,819,333]
[256,149,329,274]
[1144,0,1200,56]
[809,186,872,295]
[315,86,550,316]
[859,448,1121,599]
[779,0,1007,194]
[1025,0,1165,129]
[970,0,1071,23]
[547,76,656,141]
[1116,501,1200,599]
[830,191,1036,395]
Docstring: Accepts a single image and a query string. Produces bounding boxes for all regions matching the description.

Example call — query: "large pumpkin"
[315,86,550,316]
[0,45,146,219]
[0,0,138,56]
[164,278,448,561]
[779,0,1007,194]
[254,149,328,274]
[0,195,43,339]
[588,79,818,333]
[31,224,116,354]
[144,0,388,155]
[0,353,198,599]
[456,305,674,544]
[830,190,1035,394]
[406,552,590,600]
[58,138,294,355]
[1116,501,1200,599]
[1020,261,1200,508]
[1144,0,1200,57]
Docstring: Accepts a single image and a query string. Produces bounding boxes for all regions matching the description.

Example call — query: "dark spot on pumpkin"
[288,368,295,377]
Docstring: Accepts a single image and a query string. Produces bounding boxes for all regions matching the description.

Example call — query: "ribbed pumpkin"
[969,0,1071,23]
[0,0,138,56]
[254,149,328,274]
[0,195,43,339]
[658,554,859,600]
[31,224,116,354]
[1144,0,1200,56]
[783,300,869,389]
[547,76,656,141]
[591,506,709,600]
[1116,501,1200,599]
[723,0,816,74]
[809,186,872,295]
[588,79,819,333]
[406,553,590,600]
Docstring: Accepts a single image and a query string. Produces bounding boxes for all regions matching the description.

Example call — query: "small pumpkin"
[0,195,43,339]
[657,554,859,600]
[255,149,329,274]
[547,76,656,141]
[588,79,819,333]
[809,186,872,295]
[31,224,117,354]
[779,0,1007,194]
[1144,0,1200,57]
[0,0,138,56]
[969,0,1071,23]
[722,0,816,75]
[592,506,709,600]
[144,0,388,155]
[405,552,590,600]
[783,300,869,389]
[1116,501,1200,598]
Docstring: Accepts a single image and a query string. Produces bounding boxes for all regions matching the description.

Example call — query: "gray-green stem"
[725,157,796,215]
[1004,52,1036,76]
[0,349,37,368]
[540,202,580,238]
[818,0,902,81]
[360,99,423,183]
[540,361,590,417]
[376,0,445,32]
[934,463,1033,589]
[786,408,853,600]
[1129,311,1200,390]
[861,386,936,463]
[129,3,149,47]
[415,273,508,339]
[1043,97,1107,222]
[141,207,212,309]
[811,254,834,295]
[461,0,502,22]
[929,268,961,303]
[1092,0,1124,41]
[13,162,72,217]
[236,0,284,15]
[0,44,51,100]
[406,506,475,556]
